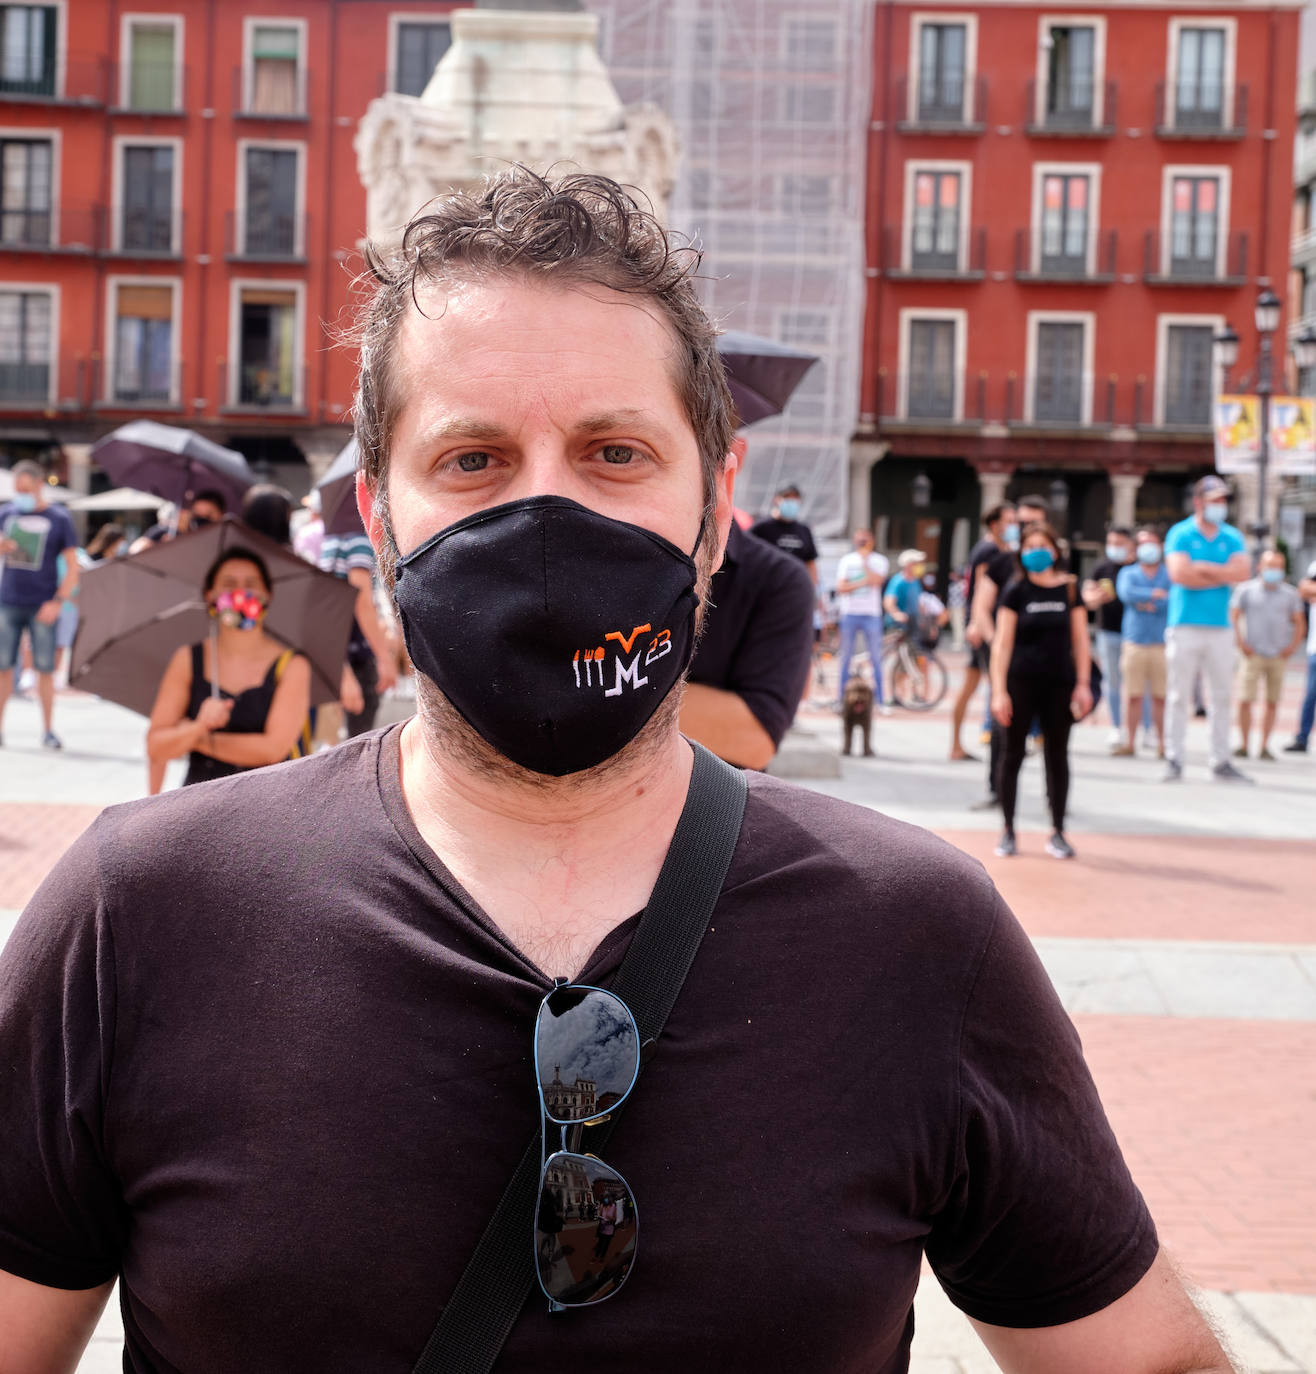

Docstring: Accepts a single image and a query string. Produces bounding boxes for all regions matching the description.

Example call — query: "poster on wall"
[1213,395,1261,474]
[1268,396,1316,476]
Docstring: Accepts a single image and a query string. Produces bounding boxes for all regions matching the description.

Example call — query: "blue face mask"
[1136,543,1162,565]
[1203,502,1228,526]
[777,498,801,521]
[1020,547,1055,573]
[1105,543,1128,563]
[12,493,36,514]
[1261,567,1284,585]
[1002,522,1021,549]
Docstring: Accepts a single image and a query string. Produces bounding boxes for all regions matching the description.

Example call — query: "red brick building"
[0,0,458,495]
[856,0,1302,575]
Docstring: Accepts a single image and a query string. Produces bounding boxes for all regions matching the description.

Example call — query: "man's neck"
[1195,515,1219,537]
[397,718,695,979]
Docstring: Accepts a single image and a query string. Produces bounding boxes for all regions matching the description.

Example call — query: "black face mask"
[394,495,701,777]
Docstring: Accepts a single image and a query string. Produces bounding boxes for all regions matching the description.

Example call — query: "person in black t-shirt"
[1082,525,1135,753]
[748,484,818,587]
[990,522,1092,860]
[950,502,1017,761]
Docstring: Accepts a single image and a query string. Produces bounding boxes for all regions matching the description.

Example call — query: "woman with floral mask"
[146,549,311,789]
[989,523,1092,860]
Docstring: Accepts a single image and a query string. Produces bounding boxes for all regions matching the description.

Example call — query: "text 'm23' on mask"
[393,495,701,777]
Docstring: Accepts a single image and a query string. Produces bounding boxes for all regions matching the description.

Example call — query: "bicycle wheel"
[889,645,948,711]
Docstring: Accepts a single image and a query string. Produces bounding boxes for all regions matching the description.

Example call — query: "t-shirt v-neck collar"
[371,723,643,987]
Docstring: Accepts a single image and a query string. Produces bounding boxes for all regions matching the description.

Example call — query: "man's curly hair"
[351,167,737,580]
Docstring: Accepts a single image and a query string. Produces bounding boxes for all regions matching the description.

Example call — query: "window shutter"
[117,285,172,320]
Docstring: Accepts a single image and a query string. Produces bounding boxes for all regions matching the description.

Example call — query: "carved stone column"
[1109,471,1144,529]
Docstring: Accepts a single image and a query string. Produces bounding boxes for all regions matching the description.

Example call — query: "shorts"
[970,642,991,674]
[1121,642,1166,698]
[0,601,58,674]
[55,598,79,650]
[1238,654,1285,705]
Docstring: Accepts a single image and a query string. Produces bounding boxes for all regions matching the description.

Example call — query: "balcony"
[104,206,184,258]
[881,225,986,281]
[0,204,99,254]
[1014,229,1118,283]
[225,210,307,262]
[0,53,109,106]
[893,75,987,135]
[232,65,309,120]
[1293,226,1316,270]
[219,361,308,414]
[1154,82,1247,140]
[0,357,92,411]
[874,368,1210,435]
[1024,79,1117,137]
[1143,230,1249,286]
[109,60,188,115]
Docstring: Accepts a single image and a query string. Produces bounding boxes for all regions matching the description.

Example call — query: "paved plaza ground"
[1,655,1314,1372]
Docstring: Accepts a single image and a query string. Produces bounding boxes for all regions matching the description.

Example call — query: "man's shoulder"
[734,525,813,590]
[735,773,998,927]
[1164,517,1195,547]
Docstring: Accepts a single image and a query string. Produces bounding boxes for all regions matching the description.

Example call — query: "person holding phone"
[990,522,1093,860]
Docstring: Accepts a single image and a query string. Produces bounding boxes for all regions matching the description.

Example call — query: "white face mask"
[1203,502,1228,525]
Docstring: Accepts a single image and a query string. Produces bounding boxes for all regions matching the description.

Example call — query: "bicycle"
[881,626,949,712]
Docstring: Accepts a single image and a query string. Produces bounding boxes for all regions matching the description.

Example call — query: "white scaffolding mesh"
[590,0,873,535]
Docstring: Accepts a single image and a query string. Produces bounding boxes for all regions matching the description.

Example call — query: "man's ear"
[356,474,386,553]
[710,435,745,561]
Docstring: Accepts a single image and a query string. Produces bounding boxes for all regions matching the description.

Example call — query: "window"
[1163,324,1214,425]
[0,287,50,400]
[1033,320,1085,422]
[777,309,832,348]
[783,17,836,72]
[910,169,961,271]
[120,144,174,252]
[0,136,50,246]
[246,22,301,115]
[907,318,957,419]
[779,172,835,215]
[393,20,449,97]
[243,146,298,256]
[1045,24,1096,128]
[780,84,835,124]
[112,283,172,402]
[917,22,966,123]
[0,5,56,97]
[238,287,297,405]
[125,19,178,111]
[1039,172,1089,274]
[1169,174,1219,277]
[1174,25,1226,129]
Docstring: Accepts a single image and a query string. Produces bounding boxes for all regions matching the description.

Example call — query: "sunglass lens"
[536,988,640,1124]
[536,1154,637,1306]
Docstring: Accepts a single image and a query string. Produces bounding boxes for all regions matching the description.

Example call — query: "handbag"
[410,743,749,1374]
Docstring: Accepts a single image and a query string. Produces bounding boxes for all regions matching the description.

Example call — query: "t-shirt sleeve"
[997,577,1024,614]
[1163,522,1188,556]
[725,556,815,747]
[1115,565,1134,604]
[1226,526,1247,555]
[871,553,890,580]
[55,507,78,553]
[0,818,124,1289]
[926,894,1158,1328]
[799,527,818,562]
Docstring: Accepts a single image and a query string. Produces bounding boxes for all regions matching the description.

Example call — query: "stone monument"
[354,0,680,247]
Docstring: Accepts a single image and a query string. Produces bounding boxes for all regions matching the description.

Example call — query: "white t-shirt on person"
[836,551,890,618]
[1306,559,1316,655]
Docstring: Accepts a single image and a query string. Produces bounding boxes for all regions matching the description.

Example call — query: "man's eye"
[599,445,637,465]
[455,452,491,473]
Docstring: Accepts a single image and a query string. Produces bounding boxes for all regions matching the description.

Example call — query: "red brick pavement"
[1079,1015,1316,1295]
[0,803,103,910]
[943,830,1316,945]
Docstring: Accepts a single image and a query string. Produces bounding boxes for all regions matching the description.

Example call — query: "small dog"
[841,675,875,757]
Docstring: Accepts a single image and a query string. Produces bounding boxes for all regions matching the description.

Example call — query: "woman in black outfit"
[989,522,1092,859]
[146,549,311,789]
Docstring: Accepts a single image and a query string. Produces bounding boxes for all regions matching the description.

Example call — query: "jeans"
[838,614,884,704]
[0,601,57,674]
[1165,625,1234,769]
[1297,652,1316,746]
[1097,630,1123,729]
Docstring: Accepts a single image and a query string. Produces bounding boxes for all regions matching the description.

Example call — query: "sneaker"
[1232,745,1248,759]
[1162,760,1183,783]
[877,704,893,717]
[1106,728,1122,749]
[968,794,1001,812]
[41,731,62,751]
[1212,761,1253,784]
[1045,833,1076,860]
[1109,743,1135,757]
[994,831,1017,857]
[1258,747,1276,762]
[1283,739,1309,753]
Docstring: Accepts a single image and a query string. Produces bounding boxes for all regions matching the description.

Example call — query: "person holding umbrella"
[145,548,311,789]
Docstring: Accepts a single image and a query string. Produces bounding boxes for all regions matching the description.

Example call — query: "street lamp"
[911,472,932,508]
[1213,290,1280,546]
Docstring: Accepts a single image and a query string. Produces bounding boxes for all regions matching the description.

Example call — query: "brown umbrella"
[69,517,358,715]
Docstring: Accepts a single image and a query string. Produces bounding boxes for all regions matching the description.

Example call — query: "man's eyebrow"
[573,409,663,435]
[413,417,510,446]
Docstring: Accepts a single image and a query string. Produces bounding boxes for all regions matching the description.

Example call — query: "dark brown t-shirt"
[0,728,1156,1372]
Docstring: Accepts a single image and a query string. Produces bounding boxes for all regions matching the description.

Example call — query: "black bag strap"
[411,744,748,1374]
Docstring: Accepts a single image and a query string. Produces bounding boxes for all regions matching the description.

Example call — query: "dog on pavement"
[842,675,875,757]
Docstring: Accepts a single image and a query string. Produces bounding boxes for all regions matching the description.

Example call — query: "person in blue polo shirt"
[1162,475,1252,783]
[1116,526,1172,758]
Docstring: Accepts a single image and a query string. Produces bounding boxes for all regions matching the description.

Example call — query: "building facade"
[0,0,460,497]
[857,0,1301,579]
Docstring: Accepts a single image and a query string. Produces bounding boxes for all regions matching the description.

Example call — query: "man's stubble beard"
[382,497,721,790]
